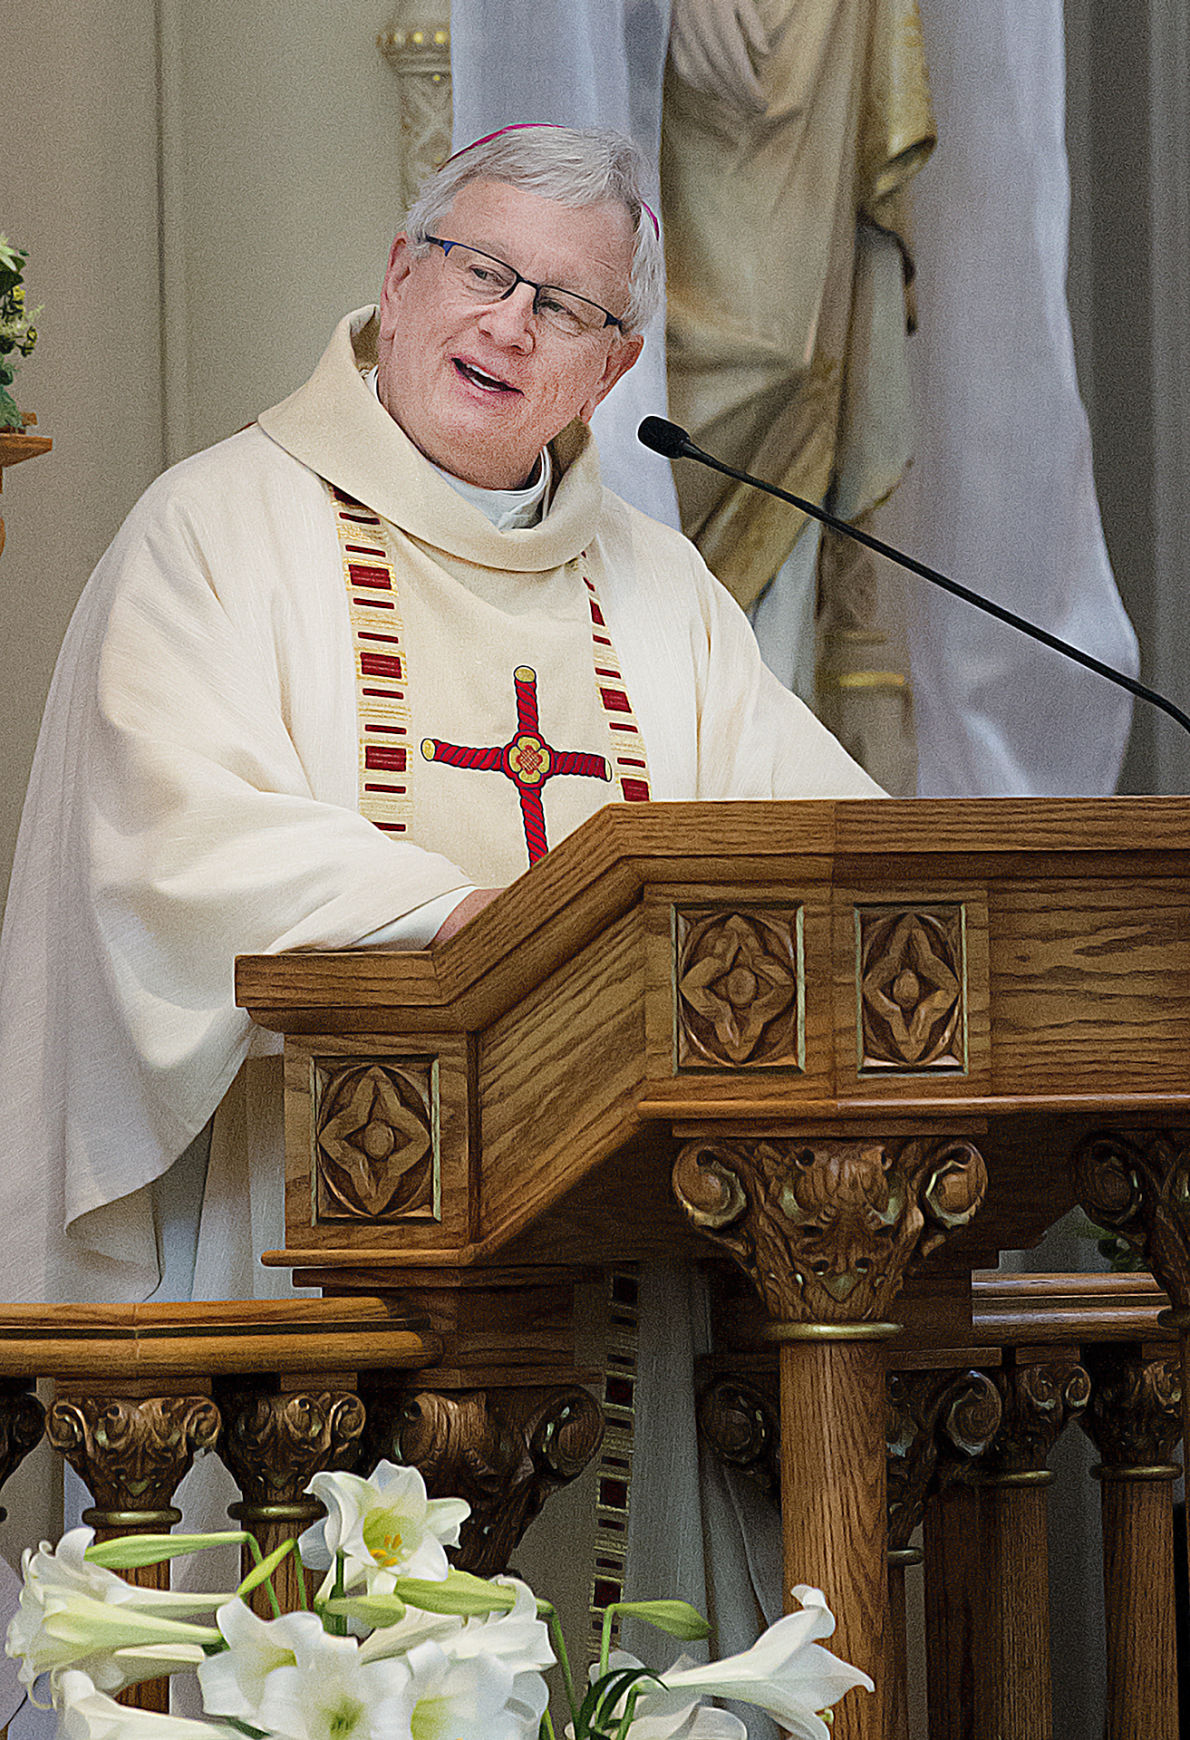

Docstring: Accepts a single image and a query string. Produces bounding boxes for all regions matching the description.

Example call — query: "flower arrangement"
[0,238,40,431]
[6,1461,871,1740]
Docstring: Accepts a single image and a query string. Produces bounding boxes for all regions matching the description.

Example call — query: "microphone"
[638,416,1190,743]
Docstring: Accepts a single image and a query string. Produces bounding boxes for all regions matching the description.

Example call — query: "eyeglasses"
[422,236,627,338]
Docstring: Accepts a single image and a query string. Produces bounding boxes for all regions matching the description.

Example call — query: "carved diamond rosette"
[313,1058,439,1223]
[672,1135,987,1322]
[674,906,803,1070]
[856,904,966,1074]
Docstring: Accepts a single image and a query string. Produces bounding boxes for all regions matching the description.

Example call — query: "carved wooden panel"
[313,1058,439,1223]
[856,904,966,1075]
[674,906,803,1070]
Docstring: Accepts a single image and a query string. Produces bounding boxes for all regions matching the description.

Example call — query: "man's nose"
[476,284,536,348]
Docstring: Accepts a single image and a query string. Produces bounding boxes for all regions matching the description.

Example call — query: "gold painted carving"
[887,1368,1001,1549]
[697,1375,780,1500]
[675,907,802,1069]
[377,3,453,212]
[314,1059,438,1222]
[979,1361,1091,1480]
[1072,1128,1190,1309]
[1079,1350,1182,1471]
[365,1386,605,1576]
[46,1395,220,1524]
[672,1135,987,1322]
[217,1386,366,1518]
[857,905,965,1073]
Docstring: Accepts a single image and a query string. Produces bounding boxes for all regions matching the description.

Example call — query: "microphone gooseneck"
[638,416,1190,744]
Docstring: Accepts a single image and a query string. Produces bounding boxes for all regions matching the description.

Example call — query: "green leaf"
[86,1532,248,1569]
[605,1599,710,1641]
[391,1570,517,1617]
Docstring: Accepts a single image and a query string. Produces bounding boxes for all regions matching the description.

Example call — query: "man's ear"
[377,234,413,343]
[579,332,645,423]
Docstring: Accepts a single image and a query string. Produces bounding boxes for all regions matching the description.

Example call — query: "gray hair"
[403,125,663,336]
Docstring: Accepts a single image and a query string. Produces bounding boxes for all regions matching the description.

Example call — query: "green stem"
[545,1605,579,1723]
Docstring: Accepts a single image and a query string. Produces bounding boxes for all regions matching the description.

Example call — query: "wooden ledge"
[0,1296,441,1381]
[0,431,52,470]
[971,1269,1173,1345]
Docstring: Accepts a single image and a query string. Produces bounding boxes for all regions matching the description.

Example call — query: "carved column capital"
[47,1394,221,1529]
[887,1368,1002,1551]
[0,1381,45,1522]
[365,1385,604,1576]
[216,1386,366,1525]
[977,1361,1091,1483]
[672,1134,987,1322]
[1072,1128,1190,1309]
[696,1375,780,1501]
[1080,1349,1182,1475]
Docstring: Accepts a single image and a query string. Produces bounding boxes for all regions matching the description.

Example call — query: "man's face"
[376,179,644,490]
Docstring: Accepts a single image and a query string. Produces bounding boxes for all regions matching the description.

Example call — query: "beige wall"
[0,0,407,904]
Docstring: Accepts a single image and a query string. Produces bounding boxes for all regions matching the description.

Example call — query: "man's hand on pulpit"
[432,887,503,945]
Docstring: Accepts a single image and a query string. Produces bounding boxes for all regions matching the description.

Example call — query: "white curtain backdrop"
[449,0,680,526]
[903,0,1138,795]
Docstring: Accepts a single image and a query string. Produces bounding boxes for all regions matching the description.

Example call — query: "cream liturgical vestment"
[0,306,879,1311]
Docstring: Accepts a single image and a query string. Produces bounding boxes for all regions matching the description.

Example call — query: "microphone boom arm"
[644,420,1190,743]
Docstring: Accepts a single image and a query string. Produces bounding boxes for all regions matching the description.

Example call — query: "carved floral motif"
[46,1395,220,1520]
[1072,1129,1190,1310]
[672,1135,987,1322]
[377,7,453,212]
[697,1376,780,1500]
[857,906,965,1073]
[216,1387,366,1514]
[675,908,801,1070]
[1080,1350,1183,1470]
[314,1060,437,1222]
[365,1386,605,1576]
[980,1361,1091,1479]
[887,1369,1001,1549]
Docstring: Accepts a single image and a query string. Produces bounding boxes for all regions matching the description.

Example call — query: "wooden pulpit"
[236,796,1190,1740]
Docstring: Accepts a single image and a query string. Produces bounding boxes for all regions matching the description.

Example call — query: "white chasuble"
[0,306,879,1310]
[327,484,650,883]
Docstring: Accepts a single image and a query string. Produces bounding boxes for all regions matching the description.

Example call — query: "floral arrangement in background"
[5,1460,872,1740]
[0,238,40,431]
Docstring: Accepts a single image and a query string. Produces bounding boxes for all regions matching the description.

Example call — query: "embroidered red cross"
[421,665,611,864]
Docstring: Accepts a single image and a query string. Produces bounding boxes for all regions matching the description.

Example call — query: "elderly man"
[0,125,878,1316]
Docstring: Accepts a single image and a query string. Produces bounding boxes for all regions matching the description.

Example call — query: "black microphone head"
[637,416,692,460]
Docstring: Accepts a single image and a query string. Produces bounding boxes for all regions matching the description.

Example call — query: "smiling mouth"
[453,358,520,394]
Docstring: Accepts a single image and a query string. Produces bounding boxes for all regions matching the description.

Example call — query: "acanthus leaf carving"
[364,1386,604,1576]
[46,1395,221,1520]
[216,1386,366,1513]
[673,1135,987,1322]
[977,1361,1091,1480]
[1080,1349,1182,1470]
[1072,1129,1190,1311]
[887,1369,1001,1550]
[0,1382,44,1521]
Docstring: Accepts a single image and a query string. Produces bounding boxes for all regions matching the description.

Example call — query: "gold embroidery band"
[582,564,652,803]
[330,484,413,837]
[587,1268,640,1659]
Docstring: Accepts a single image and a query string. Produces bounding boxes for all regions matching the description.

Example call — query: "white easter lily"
[399,1638,545,1740]
[646,1587,873,1740]
[55,1669,241,1740]
[197,1601,328,1723]
[299,1462,469,1596]
[249,1625,415,1740]
[5,1530,222,1693]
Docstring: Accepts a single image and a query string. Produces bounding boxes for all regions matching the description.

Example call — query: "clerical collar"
[363,365,550,531]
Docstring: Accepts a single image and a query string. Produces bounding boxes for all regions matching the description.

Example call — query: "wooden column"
[46,1381,221,1712]
[885,1369,1001,1740]
[1080,1347,1181,1740]
[972,1358,1090,1740]
[923,1482,981,1740]
[216,1379,366,1615]
[673,1132,988,1740]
